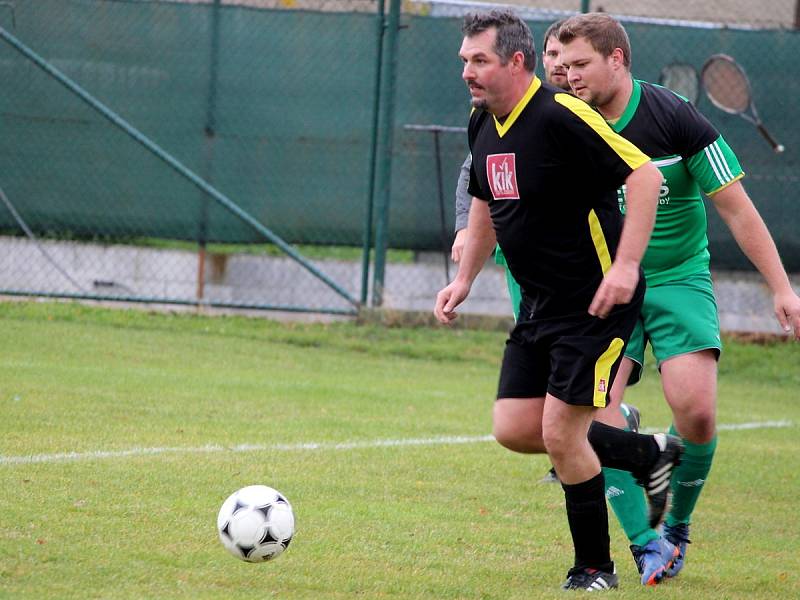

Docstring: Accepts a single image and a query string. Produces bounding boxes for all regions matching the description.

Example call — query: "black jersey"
[612,80,719,160]
[467,77,651,318]
[612,79,743,285]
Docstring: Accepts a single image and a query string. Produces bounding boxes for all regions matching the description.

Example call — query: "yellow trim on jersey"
[554,93,650,170]
[588,209,612,275]
[594,337,624,408]
[706,172,745,196]
[493,76,542,138]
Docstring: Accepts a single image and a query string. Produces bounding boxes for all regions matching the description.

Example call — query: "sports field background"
[1,301,798,599]
[2,3,800,595]
[1,0,799,315]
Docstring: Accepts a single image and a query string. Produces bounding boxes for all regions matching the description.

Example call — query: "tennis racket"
[659,62,699,104]
[700,54,784,153]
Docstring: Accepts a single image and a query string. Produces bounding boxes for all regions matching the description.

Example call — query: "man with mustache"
[452,19,569,279]
[434,9,682,591]
[451,19,642,487]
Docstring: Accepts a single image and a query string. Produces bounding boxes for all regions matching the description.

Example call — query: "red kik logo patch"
[486,153,520,200]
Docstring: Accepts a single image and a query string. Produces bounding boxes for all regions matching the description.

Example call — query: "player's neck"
[595,75,633,122]
[493,73,535,119]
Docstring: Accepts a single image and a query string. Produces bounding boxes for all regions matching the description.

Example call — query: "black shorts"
[497,297,642,408]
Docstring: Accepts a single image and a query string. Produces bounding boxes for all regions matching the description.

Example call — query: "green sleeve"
[684,135,744,195]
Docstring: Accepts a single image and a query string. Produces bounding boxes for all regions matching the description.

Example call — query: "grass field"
[1,301,798,599]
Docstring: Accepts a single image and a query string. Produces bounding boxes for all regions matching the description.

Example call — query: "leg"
[661,350,717,444]
[543,394,617,591]
[642,273,722,578]
[599,358,678,585]
[492,397,546,454]
[542,394,598,483]
[660,350,718,577]
[493,331,548,454]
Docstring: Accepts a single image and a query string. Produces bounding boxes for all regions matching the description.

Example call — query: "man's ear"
[512,50,526,71]
[611,47,625,69]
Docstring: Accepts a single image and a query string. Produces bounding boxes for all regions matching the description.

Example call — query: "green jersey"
[614,79,743,286]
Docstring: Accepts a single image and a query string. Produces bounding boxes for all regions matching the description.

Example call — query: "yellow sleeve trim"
[554,93,650,170]
[706,172,745,196]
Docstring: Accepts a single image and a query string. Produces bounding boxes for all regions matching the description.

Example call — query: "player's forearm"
[454,198,496,285]
[719,200,794,295]
[615,162,661,266]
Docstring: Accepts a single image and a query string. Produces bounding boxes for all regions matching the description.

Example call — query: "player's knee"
[492,418,545,454]
[681,408,716,443]
[541,426,571,460]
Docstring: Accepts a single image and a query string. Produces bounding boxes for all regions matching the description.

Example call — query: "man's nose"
[462,63,475,81]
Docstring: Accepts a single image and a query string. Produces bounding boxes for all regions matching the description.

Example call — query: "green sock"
[603,467,657,547]
[602,404,658,547]
[666,425,718,526]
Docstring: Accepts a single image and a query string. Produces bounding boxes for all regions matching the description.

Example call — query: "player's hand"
[773,290,800,339]
[451,229,468,263]
[589,260,640,319]
[434,280,471,324]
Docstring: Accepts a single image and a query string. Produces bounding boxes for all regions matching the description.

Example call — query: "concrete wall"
[1,237,797,334]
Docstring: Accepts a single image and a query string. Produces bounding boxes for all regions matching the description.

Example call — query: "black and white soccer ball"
[217,485,295,562]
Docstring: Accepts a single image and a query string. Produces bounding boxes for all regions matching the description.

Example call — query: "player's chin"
[470,97,488,110]
[572,87,590,100]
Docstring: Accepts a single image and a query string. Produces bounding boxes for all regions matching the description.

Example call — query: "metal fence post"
[360,0,386,306]
[370,0,401,308]
[197,0,222,301]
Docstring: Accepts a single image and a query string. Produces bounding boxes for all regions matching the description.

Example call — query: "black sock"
[562,472,614,573]
[588,421,659,479]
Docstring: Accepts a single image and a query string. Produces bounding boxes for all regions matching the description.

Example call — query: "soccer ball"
[217,485,295,562]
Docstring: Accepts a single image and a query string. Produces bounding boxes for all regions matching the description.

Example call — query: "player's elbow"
[626,162,663,208]
[638,161,664,190]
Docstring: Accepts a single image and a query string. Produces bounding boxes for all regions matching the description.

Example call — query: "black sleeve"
[670,99,721,159]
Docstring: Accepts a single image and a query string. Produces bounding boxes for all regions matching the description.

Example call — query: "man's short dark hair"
[542,19,565,54]
[558,13,632,68]
[462,9,537,72]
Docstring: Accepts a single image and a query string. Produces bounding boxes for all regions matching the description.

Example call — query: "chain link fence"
[1,0,798,328]
[0,0,380,315]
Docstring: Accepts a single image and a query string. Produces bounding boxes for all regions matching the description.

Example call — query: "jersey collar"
[493,76,541,138]
[608,77,641,133]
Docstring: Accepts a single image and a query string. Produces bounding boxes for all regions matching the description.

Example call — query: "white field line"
[639,419,794,434]
[0,420,793,466]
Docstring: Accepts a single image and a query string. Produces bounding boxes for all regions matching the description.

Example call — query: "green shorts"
[495,246,522,321]
[625,272,722,385]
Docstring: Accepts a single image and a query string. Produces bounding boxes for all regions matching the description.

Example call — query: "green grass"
[0,301,798,599]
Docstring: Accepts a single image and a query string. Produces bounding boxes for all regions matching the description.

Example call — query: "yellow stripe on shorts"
[594,337,624,408]
[588,209,612,274]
